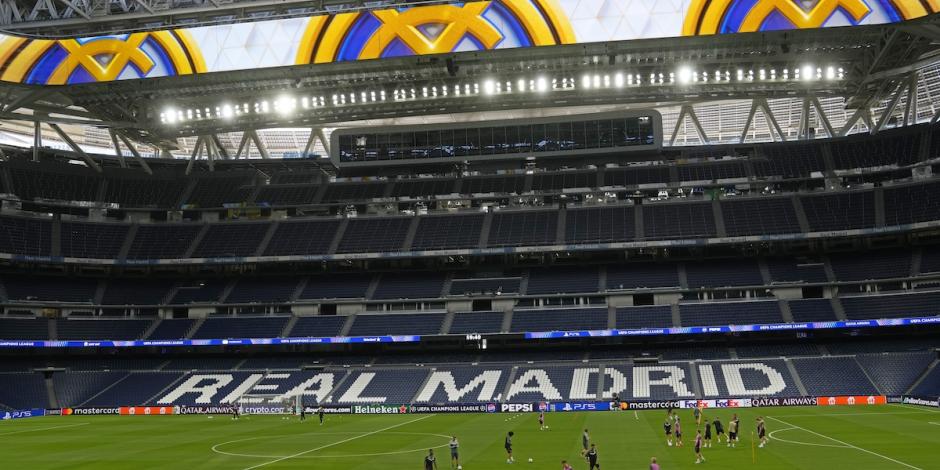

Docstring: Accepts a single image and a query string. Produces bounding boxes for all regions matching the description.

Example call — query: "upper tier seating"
[722,197,801,236]
[0,318,49,339]
[615,305,673,329]
[298,274,372,299]
[802,191,875,232]
[829,249,911,281]
[336,217,411,253]
[564,205,635,244]
[263,220,341,256]
[526,266,600,295]
[372,273,445,300]
[884,181,940,226]
[146,319,195,340]
[190,223,270,258]
[346,313,445,336]
[487,210,558,247]
[766,258,828,283]
[679,301,783,327]
[190,316,289,339]
[125,224,201,259]
[685,259,763,288]
[56,319,151,340]
[447,311,505,334]
[4,276,97,303]
[412,214,484,250]
[511,308,608,332]
[787,299,838,322]
[606,263,680,290]
[0,216,51,256]
[643,202,716,240]
[60,222,129,259]
[226,277,300,303]
[840,291,940,320]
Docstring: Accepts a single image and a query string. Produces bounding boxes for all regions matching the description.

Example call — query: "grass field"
[1,405,938,469]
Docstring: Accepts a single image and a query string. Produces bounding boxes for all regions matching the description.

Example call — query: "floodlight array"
[159,65,845,125]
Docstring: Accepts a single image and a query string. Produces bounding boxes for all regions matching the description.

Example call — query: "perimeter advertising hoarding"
[1,408,46,420]
[0,1,935,85]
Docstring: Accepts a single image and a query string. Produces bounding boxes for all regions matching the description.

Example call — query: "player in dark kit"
[703,419,713,448]
[505,431,515,464]
[230,404,240,420]
[299,405,306,422]
[712,417,726,443]
[586,443,600,470]
[674,416,683,447]
[757,417,768,448]
[424,449,438,470]
[581,429,590,457]
[539,410,546,430]
[318,405,325,425]
[694,430,705,464]
[664,413,674,446]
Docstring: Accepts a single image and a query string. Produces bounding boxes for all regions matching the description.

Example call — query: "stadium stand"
[263,220,341,256]
[791,357,880,396]
[190,223,270,258]
[346,313,446,335]
[190,316,289,339]
[642,202,716,240]
[447,311,506,334]
[679,301,783,327]
[336,217,411,253]
[488,210,558,247]
[840,291,940,319]
[0,216,52,257]
[125,224,202,259]
[526,266,600,295]
[801,191,875,232]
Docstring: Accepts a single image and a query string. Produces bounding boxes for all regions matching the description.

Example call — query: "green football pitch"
[1,405,938,469]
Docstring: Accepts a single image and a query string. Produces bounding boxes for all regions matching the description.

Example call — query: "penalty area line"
[241,414,436,470]
[0,422,90,436]
[766,416,922,470]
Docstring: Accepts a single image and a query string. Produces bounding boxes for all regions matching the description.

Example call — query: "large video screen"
[0,0,934,85]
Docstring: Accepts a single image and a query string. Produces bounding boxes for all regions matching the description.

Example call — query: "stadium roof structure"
[1,9,940,169]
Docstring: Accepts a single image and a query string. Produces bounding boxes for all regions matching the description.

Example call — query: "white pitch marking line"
[891,404,940,414]
[768,426,848,448]
[767,416,922,470]
[774,411,925,418]
[929,422,940,426]
[0,422,90,436]
[241,414,436,470]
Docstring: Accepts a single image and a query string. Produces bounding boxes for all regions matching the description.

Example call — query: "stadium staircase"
[280,316,298,338]
[854,356,886,395]
[439,312,455,335]
[185,318,205,339]
[140,319,162,340]
[44,376,58,409]
[906,359,939,394]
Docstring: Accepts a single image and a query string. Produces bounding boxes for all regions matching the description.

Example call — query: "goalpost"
[235,393,302,417]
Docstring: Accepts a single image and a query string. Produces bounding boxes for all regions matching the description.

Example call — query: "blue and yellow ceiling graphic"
[0,0,934,85]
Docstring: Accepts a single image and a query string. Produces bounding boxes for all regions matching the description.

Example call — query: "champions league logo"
[0,31,205,84]
[683,0,940,35]
[2,412,10,420]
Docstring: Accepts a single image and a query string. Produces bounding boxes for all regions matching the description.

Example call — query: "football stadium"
[1,0,940,468]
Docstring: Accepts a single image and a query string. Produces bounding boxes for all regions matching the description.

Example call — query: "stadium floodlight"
[801,64,815,81]
[162,108,177,124]
[677,66,693,84]
[482,79,496,95]
[221,104,234,119]
[614,73,624,87]
[536,76,548,92]
[274,95,296,116]
[581,74,591,89]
